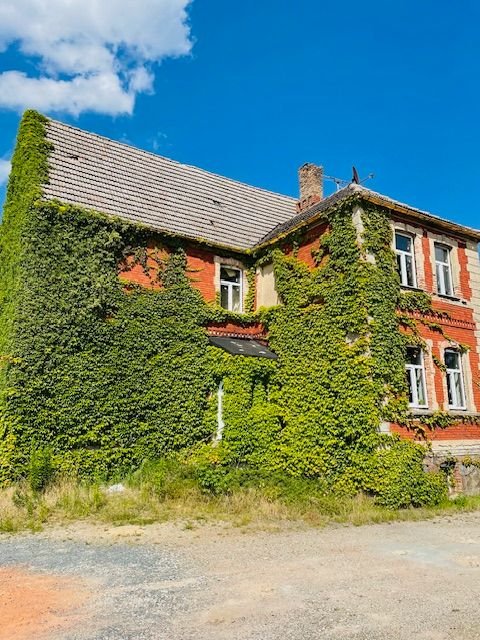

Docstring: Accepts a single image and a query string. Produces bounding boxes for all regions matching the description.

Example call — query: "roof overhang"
[253,184,480,250]
[208,336,278,359]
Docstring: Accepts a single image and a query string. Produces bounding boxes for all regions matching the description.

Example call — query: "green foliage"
[0,111,213,481]
[367,440,448,508]
[28,447,54,493]
[129,457,197,499]
[0,111,449,507]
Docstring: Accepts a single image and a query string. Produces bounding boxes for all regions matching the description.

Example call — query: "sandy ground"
[1,513,480,639]
[0,567,91,640]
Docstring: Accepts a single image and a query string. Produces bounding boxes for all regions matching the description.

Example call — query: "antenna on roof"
[323,169,375,192]
[323,174,349,191]
[352,166,375,186]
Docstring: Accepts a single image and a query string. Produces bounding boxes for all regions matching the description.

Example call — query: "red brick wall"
[394,298,480,440]
[119,242,218,303]
[458,242,472,301]
[421,231,434,291]
[119,242,168,290]
[391,422,480,441]
[282,221,328,269]
[186,246,216,303]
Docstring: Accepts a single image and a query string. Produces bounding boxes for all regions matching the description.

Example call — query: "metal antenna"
[324,170,375,192]
[323,174,349,191]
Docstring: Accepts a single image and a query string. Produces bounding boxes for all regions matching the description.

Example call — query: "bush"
[368,441,448,509]
[129,458,196,499]
[28,447,55,493]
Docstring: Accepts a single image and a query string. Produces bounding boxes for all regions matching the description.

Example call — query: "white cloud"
[0,0,193,116]
[0,159,11,186]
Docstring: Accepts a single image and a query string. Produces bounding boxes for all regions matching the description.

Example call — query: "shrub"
[368,441,448,509]
[28,447,55,493]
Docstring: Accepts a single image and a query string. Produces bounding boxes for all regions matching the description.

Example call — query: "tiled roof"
[42,118,480,250]
[258,183,480,245]
[42,119,297,251]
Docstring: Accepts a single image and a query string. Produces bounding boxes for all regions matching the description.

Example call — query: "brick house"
[3,114,480,491]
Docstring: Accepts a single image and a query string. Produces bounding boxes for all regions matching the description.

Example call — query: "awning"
[208,336,278,359]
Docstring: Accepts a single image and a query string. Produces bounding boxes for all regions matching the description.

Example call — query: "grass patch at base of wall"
[0,458,477,534]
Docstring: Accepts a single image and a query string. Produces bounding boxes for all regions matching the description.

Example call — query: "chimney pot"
[297,163,323,212]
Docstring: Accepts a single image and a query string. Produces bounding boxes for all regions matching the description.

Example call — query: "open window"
[395,232,417,288]
[444,349,466,410]
[220,266,243,312]
[405,346,428,408]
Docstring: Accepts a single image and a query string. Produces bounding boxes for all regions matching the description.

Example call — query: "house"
[1,110,480,496]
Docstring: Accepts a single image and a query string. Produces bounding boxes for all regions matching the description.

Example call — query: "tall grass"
[1,459,480,534]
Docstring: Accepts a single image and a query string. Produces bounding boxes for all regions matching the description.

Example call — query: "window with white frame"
[395,232,417,288]
[405,346,428,408]
[444,349,466,410]
[220,266,243,312]
[435,243,454,296]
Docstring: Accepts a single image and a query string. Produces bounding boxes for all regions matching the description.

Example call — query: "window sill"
[410,409,479,418]
[400,285,423,292]
[436,293,462,302]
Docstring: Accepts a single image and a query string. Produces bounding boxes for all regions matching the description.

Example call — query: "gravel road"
[2,513,480,639]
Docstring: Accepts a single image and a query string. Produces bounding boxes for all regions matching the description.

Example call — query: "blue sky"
[0,0,479,229]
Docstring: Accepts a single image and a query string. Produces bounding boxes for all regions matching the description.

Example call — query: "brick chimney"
[297,163,323,212]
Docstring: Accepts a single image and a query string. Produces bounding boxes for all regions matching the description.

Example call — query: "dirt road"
[1,513,480,639]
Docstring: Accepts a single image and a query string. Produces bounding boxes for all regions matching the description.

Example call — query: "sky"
[0,0,479,229]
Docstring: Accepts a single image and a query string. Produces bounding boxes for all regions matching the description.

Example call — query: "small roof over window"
[208,336,278,359]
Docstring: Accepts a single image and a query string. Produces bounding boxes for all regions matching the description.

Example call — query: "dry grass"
[2,477,480,534]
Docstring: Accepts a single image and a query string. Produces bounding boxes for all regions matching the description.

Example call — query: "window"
[395,232,417,288]
[214,380,224,442]
[445,349,466,410]
[405,347,428,408]
[220,266,243,312]
[435,244,454,296]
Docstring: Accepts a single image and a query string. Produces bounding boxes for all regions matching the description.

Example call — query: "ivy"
[0,111,450,507]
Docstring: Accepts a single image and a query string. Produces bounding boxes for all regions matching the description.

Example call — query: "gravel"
[2,513,480,639]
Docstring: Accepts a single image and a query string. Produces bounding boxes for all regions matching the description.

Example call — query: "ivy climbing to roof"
[0,111,450,507]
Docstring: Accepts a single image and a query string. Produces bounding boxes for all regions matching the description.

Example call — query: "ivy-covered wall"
[0,111,451,505]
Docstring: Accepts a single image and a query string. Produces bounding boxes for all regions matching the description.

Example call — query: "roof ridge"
[45,116,296,204]
[256,182,480,247]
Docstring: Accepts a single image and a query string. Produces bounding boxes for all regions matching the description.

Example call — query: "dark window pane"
[447,373,455,406]
[220,284,229,309]
[405,255,414,286]
[396,254,402,278]
[406,347,421,365]
[395,234,411,252]
[220,267,240,283]
[406,371,414,403]
[445,350,459,370]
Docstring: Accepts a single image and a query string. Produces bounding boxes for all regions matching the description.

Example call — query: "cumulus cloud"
[0,0,193,116]
[0,159,11,186]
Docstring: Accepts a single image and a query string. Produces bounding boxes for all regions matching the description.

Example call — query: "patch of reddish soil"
[0,567,90,640]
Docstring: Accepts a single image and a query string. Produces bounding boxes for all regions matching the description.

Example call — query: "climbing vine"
[0,111,450,506]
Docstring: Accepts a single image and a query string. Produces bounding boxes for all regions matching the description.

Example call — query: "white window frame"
[395,232,417,288]
[445,349,467,410]
[435,243,454,297]
[213,380,225,442]
[220,265,243,312]
[405,347,428,408]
